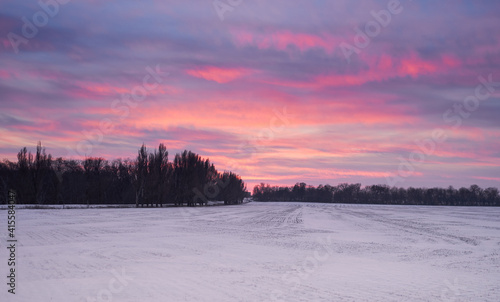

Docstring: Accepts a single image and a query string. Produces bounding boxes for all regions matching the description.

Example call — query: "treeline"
[253,182,500,206]
[0,142,247,206]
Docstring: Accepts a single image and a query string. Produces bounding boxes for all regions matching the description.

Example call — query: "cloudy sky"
[1,0,499,190]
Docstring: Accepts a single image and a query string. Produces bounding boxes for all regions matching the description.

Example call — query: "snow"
[1,202,499,301]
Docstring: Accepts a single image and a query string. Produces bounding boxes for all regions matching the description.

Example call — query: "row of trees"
[253,182,500,206]
[0,142,247,206]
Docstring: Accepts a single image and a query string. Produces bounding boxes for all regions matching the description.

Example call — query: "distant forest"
[253,182,500,206]
[0,142,247,206]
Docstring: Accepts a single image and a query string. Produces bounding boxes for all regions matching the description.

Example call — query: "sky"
[1,0,500,190]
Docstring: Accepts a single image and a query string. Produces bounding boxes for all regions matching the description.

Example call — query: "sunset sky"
[1,0,499,190]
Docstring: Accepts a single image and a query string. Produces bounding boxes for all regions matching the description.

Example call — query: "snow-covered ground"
[1,202,499,301]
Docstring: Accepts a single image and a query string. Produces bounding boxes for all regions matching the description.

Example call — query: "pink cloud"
[186,66,249,83]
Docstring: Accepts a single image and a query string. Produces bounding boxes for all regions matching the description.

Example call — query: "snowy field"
[1,202,499,301]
